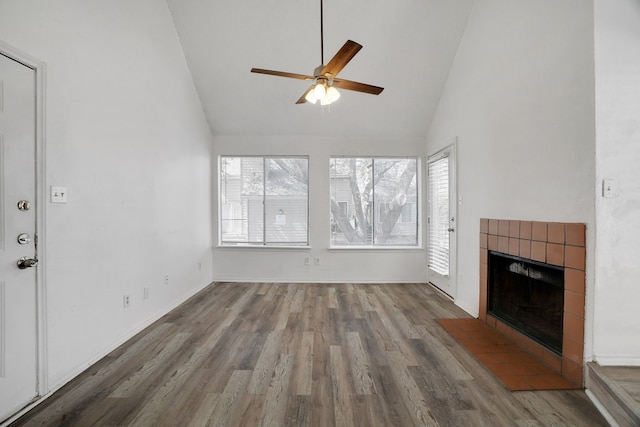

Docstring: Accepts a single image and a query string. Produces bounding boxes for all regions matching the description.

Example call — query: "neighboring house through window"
[219,156,309,246]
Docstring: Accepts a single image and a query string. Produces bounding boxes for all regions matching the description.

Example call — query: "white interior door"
[0,52,38,422]
[427,144,457,298]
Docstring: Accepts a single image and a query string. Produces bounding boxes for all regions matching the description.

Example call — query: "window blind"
[428,156,450,276]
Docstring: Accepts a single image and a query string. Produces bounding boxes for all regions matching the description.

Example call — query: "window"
[219,156,309,246]
[330,157,419,247]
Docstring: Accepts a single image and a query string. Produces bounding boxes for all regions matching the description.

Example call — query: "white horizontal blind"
[428,156,450,276]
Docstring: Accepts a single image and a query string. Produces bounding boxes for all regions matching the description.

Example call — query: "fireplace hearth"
[479,219,586,387]
[488,251,564,354]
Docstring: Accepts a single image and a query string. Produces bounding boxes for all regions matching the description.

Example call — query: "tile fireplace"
[479,219,586,387]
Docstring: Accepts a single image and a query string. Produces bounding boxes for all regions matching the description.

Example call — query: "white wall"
[212,135,429,283]
[0,0,213,391]
[426,0,596,349]
[593,0,640,365]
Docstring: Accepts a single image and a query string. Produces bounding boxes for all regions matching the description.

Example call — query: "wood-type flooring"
[11,282,607,426]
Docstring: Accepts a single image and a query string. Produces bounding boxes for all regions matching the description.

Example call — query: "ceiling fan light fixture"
[313,82,326,99]
[305,90,318,104]
[326,85,340,103]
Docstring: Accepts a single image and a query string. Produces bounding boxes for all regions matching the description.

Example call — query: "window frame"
[329,156,421,249]
[218,155,310,247]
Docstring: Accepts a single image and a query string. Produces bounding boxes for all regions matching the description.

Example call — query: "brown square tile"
[498,236,509,253]
[548,222,565,244]
[565,246,586,270]
[509,220,520,238]
[532,221,548,242]
[500,375,534,391]
[480,233,488,249]
[489,219,499,235]
[487,316,497,328]
[563,312,585,342]
[563,336,584,365]
[480,218,489,233]
[566,223,586,247]
[546,243,564,266]
[526,374,576,390]
[519,239,531,259]
[531,241,546,263]
[488,235,498,251]
[480,248,488,265]
[565,269,586,294]
[509,238,519,256]
[565,290,585,318]
[542,349,562,372]
[479,302,487,321]
[562,358,584,387]
[520,221,532,240]
[498,220,510,237]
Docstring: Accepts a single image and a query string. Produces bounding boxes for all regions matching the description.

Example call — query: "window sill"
[217,245,310,250]
[329,246,423,251]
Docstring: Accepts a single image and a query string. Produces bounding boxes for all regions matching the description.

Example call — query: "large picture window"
[330,157,419,247]
[219,156,309,246]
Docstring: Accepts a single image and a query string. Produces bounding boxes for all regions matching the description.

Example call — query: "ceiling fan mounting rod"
[320,0,324,66]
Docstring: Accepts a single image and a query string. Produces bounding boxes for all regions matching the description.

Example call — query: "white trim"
[0,39,48,401]
[593,355,640,367]
[585,389,621,427]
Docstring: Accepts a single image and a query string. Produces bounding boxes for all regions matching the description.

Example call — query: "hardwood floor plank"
[248,330,284,394]
[109,331,191,398]
[373,285,422,339]
[415,325,474,381]
[186,392,221,427]
[10,282,608,427]
[258,332,295,427]
[330,345,355,427]
[386,351,441,427]
[293,331,314,395]
[346,331,375,395]
[208,370,252,427]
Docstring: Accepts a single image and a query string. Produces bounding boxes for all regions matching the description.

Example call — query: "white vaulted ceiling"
[166,0,474,138]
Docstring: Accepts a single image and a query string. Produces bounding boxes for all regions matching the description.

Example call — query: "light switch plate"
[51,186,68,203]
[602,179,618,198]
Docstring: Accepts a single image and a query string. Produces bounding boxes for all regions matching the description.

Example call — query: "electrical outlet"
[314,257,320,266]
[123,294,130,308]
[143,287,150,300]
[164,275,169,286]
[304,257,310,266]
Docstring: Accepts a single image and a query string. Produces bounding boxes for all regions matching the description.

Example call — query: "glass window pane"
[373,158,418,245]
[220,156,308,246]
[265,158,308,244]
[331,157,418,247]
[330,158,373,245]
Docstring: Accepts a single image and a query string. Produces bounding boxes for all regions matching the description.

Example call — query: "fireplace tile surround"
[479,218,586,387]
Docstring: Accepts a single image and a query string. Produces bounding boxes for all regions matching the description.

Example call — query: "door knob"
[17,257,38,269]
[448,228,455,232]
[17,233,32,245]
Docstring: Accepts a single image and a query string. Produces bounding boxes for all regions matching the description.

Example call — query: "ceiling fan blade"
[320,40,362,77]
[251,68,314,81]
[295,86,315,104]
[333,78,384,95]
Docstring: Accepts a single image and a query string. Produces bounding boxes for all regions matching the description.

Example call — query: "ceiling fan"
[250,0,384,105]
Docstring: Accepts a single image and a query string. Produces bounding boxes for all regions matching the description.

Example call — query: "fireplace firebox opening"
[488,251,565,354]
